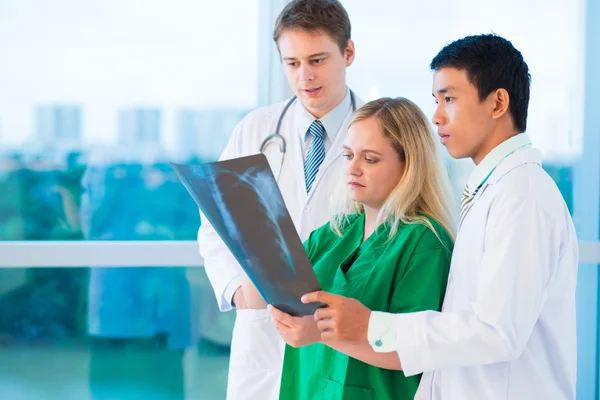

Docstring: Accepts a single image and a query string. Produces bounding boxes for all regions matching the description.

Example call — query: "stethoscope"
[259,90,357,182]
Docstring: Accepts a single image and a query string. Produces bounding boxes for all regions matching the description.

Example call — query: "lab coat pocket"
[230,308,284,371]
[325,379,374,400]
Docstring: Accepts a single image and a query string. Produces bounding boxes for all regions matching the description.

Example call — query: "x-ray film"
[171,154,322,316]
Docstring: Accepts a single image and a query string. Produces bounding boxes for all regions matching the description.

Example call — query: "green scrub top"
[279,213,453,400]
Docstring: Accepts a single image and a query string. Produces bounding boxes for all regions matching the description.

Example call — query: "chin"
[349,194,362,203]
[304,98,326,110]
[447,147,469,160]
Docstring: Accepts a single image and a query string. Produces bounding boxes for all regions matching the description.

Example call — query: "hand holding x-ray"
[171,154,323,316]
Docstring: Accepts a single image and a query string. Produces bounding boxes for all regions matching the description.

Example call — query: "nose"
[298,63,315,82]
[432,103,447,127]
[347,157,362,176]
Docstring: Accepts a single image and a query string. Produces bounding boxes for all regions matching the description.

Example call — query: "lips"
[438,131,450,144]
[348,181,365,188]
[303,87,322,97]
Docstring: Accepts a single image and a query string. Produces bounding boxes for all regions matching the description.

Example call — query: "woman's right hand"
[268,305,322,348]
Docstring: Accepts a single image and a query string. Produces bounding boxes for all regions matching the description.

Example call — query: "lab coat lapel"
[285,113,308,203]
[457,148,542,232]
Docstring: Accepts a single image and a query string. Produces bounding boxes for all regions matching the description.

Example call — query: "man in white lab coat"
[197,1,363,399]
[303,34,579,399]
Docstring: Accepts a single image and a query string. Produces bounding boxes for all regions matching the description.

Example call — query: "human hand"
[302,291,371,342]
[268,305,322,348]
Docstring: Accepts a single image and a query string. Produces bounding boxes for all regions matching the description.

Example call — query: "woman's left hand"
[268,305,322,348]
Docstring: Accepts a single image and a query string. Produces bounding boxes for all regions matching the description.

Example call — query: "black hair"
[431,34,531,132]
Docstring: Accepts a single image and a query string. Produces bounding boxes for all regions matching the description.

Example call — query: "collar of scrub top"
[465,133,533,197]
[295,87,354,145]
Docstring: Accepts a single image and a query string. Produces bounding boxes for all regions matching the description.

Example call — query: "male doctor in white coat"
[303,34,579,399]
[197,1,363,399]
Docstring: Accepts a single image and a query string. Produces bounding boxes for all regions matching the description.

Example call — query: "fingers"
[314,307,335,322]
[267,304,283,320]
[273,318,290,334]
[301,291,322,304]
[273,319,292,344]
[301,291,341,305]
[320,330,339,342]
[316,319,335,333]
[268,305,296,328]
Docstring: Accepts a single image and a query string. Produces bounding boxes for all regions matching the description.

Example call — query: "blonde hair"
[331,97,456,241]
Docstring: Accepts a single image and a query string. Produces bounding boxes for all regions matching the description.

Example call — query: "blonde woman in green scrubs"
[269,97,455,400]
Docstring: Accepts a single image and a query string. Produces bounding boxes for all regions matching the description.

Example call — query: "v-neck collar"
[338,214,388,273]
[342,213,389,249]
[315,213,391,297]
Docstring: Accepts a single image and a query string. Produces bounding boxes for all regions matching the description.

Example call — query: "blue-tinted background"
[0,0,597,399]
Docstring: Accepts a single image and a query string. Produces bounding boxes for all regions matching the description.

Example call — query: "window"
[344,0,584,203]
[0,1,260,398]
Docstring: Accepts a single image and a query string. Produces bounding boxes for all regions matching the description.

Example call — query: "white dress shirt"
[368,134,578,399]
[295,88,353,160]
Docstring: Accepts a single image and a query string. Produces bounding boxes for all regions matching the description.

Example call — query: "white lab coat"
[392,148,578,399]
[197,94,363,400]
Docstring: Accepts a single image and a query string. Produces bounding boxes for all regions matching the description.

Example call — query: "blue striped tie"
[304,120,326,193]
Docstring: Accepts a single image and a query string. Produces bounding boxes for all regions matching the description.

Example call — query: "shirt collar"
[466,133,532,195]
[295,87,352,143]
[487,147,542,185]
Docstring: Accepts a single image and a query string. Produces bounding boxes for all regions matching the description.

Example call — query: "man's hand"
[232,287,249,310]
[268,305,321,348]
[302,291,371,343]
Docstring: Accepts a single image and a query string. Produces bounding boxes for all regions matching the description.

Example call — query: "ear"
[491,88,510,120]
[344,39,355,67]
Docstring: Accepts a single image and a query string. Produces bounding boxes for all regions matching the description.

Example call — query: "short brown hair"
[273,0,351,54]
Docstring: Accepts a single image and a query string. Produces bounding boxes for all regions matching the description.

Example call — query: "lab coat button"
[375,340,383,347]
[304,206,310,213]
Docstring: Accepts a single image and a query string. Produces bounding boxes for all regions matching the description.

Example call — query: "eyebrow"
[282,52,330,61]
[432,86,456,96]
[343,146,384,156]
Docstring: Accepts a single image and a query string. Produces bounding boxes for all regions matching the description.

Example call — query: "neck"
[473,127,520,165]
[307,86,347,119]
[363,206,380,242]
